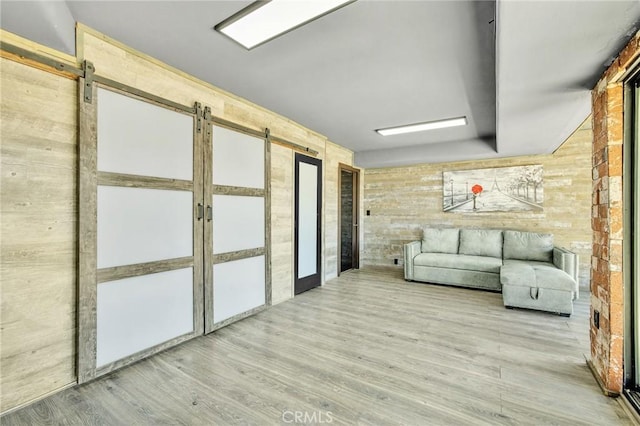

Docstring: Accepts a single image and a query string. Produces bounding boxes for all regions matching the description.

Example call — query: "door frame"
[294,153,322,295]
[624,70,640,395]
[337,163,360,275]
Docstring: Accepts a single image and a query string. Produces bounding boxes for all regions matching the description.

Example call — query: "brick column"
[591,81,624,394]
[590,31,639,395]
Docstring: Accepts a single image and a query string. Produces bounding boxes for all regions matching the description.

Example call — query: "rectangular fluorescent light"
[376,117,468,136]
[215,0,355,49]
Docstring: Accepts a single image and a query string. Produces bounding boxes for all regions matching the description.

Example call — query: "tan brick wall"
[590,30,640,395]
[362,118,593,285]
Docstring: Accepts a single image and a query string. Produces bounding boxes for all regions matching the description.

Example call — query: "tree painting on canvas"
[442,165,543,213]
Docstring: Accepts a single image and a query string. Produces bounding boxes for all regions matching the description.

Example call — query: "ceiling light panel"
[215,0,355,49]
[376,117,468,136]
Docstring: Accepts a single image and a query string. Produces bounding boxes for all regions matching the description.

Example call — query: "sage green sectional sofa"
[403,228,579,316]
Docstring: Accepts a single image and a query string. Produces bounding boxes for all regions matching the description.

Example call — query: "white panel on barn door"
[212,195,264,254]
[96,267,194,367]
[213,256,266,323]
[97,186,193,268]
[97,88,193,180]
[212,125,264,188]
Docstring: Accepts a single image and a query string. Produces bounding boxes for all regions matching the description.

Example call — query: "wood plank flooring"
[2,267,631,425]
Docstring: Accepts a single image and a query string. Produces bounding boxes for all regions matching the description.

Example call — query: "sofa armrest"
[404,241,421,280]
[553,247,579,298]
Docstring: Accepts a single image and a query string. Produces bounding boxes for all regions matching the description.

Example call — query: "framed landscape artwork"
[442,165,543,213]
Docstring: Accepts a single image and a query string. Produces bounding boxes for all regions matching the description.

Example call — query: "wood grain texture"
[264,130,272,306]
[97,171,193,191]
[362,119,593,285]
[192,107,205,337]
[0,50,78,80]
[270,145,294,305]
[270,136,319,157]
[0,58,78,412]
[0,29,78,67]
[211,184,264,197]
[77,78,98,384]
[2,267,631,425]
[211,248,265,265]
[203,117,214,334]
[96,257,194,283]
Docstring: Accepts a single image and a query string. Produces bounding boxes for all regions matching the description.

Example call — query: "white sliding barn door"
[78,84,203,382]
[78,83,271,381]
[204,123,271,332]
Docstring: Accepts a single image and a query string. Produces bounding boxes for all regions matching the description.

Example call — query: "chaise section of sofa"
[500,230,578,316]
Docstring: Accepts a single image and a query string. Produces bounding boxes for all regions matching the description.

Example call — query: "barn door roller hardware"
[83,60,95,103]
[195,102,203,133]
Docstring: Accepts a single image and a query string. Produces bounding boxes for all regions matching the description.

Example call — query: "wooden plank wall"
[362,119,593,285]
[270,145,294,305]
[0,26,356,412]
[0,58,78,411]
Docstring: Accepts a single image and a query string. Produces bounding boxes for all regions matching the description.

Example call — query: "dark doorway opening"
[339,164,360,275]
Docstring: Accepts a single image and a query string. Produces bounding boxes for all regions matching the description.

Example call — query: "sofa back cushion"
[503,230,553,262]
[421,228,459,254]
[458,229,503,258]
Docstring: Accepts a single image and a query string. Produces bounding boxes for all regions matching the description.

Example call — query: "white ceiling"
[1,1,639,168]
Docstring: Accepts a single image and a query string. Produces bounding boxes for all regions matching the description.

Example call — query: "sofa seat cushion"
[501,260,575,292]
[503,230,553,262]
[421,227,459,254]
[458,229,503,258]
[413,253,502,274]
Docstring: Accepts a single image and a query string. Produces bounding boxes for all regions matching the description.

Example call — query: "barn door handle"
[206,205,212,222]
[197,203,204,220]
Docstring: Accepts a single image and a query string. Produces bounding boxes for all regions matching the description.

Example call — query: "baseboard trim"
[0,381,76,417]
[585,356,620,397]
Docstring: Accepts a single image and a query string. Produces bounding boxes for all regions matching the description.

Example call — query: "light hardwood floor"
[2,267,631,425]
